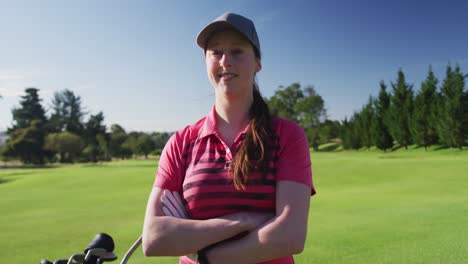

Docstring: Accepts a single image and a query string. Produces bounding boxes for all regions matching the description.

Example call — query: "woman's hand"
[203,181,311,264]
[160,190,273,231]
[160,190,198,261]
[143,187,264,257]
[161,190,188,219]
[159,190,273,262]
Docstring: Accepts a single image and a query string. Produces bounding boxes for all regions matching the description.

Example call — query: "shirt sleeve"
[275,119,316,196]
[153,130,186,192]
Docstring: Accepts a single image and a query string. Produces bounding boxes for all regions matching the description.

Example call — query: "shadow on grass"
[391,145,404,152]
[116,163,158,168]
[433,145,450,151]
[0,164,58,169]
[0,168,59,185]
[0,171,36,177]
[378,155,402,159]
[0,177,14,185]
[80,163,109,168]
[79,165,156,170]
[0,165,59,186]
[79,162,156,168]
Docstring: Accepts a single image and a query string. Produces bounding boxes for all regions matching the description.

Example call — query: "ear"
[255,58,262,73]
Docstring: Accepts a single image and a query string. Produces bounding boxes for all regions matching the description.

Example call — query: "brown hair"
[204,34,270,190]
[231,82,273,190]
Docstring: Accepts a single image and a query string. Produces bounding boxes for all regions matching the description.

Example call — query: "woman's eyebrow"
[207,41,250,49]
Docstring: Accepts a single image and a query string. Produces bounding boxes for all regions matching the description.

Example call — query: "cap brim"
[196,21,244,49]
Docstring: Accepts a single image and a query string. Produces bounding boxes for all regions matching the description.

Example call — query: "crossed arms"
[142,180,310,264]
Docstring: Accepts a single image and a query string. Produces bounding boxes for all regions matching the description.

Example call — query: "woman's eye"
[211,50,223,58]
[231,49,243,56]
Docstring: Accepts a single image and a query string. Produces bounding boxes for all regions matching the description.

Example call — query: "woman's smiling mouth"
[219,72,238,80]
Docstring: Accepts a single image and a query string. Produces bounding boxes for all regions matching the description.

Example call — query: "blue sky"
[1,0,467,132]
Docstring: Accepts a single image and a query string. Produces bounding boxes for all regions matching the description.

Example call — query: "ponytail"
[232,82,272,190]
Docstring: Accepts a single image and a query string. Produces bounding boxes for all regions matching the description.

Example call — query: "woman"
[142,12,316,264]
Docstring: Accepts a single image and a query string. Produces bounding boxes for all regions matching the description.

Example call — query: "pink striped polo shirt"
[154,106,316,264]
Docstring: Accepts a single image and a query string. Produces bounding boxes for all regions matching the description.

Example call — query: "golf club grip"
[85,233,115,253]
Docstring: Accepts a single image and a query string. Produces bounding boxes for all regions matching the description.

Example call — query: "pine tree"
[82,112,108,162]
[463,88,468,145]
[359,96,374,149]
[4,88,50,164]
[411,66,439,150]
[109,124,132,159]
[3,120,48,164]
[454,66,467,147]
[389,69,414,149]
[49,89,85,134]
[350,112,363,150]
[340,118,353,150]
[10,88,47,130]
[437,64,466,148]
[372,81,394,151]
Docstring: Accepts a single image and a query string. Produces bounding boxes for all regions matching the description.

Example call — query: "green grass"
[1,149,467,263]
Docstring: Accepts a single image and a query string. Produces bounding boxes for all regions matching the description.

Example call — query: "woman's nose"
[219,53,232,67]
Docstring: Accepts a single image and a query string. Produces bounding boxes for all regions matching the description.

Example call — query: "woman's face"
[205,30,261,101]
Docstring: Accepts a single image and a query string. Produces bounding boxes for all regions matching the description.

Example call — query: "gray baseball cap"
[196,12,260,57]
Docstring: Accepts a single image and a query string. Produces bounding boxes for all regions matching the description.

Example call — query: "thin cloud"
[0,71,34,97]
[254,9,282,30]
[70,83,97,92]
[0,70,59,98]
[0,73,25,81]
[0,85,30,97]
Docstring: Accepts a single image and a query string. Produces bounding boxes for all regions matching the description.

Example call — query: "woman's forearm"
[205,208,306,263]
[205,182,311,264]
[142,214,249,256]
[142,188,273,257]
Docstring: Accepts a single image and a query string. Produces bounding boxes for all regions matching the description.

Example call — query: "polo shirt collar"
[198,106,250,140]
[198,106,218,139]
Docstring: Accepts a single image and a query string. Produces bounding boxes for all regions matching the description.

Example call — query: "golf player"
[142,12,316,264]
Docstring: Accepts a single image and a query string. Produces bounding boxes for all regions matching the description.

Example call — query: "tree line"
[341,64,468,151]
[0,84,331,165]
[0,88,171,164]
[1,63,466,165]
[263,64,468,151]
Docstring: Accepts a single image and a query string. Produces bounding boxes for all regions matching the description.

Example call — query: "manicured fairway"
[1,149,467,263]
